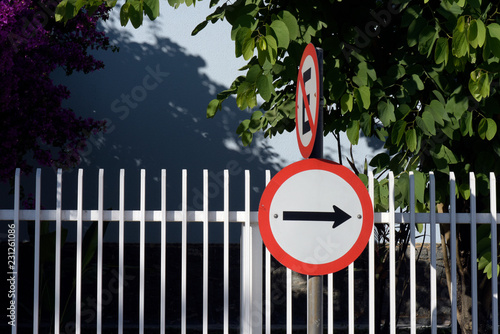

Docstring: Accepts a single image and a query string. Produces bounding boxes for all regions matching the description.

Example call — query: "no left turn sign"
[296,44,321,159]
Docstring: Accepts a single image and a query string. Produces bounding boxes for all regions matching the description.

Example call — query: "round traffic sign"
[296,43,320,159]
[258,159,374,275]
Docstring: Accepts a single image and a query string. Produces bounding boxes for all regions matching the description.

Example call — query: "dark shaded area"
[2,240,469,333]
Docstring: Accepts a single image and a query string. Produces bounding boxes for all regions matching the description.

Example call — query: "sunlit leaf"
[270,20,290,49]
[207,99,221,118]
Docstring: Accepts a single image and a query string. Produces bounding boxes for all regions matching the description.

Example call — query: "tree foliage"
[0,0,115,183]
[205,0,500,281]
[58,0,500,330]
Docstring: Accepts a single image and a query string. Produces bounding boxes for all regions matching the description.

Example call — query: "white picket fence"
[1,168,499,334]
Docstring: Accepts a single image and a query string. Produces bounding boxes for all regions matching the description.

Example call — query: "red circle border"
[258,159,374,276]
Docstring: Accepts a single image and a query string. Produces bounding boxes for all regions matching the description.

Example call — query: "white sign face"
[269,169,363,265]
[259,159,373,275]
[296,43,320,159]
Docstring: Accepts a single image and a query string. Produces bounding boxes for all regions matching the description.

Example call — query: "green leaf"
[246,65,262,83]
[418,25,438,56]
[353,62,376,87]
[236,81,256,109]
[478,252,491,270]
[426,99,448,126]
[55,0,68,21]
[487,23,500,58]
[128,0,144,28]
[440,144,459,164]
[411,74,425,91]
[207,99,221,118]
[407,17,426,47]
[258,37,267,51]
[377,100,396,126]
[421,110,436,135]
[236,119,250,134]
[469,19,486,48]
[369,153,390,172]
[360,112,372,136]
[413,171,426,203]
[460,111,474,136]
[479,72,490,98]
[144,0,160,20]
[354,86,370,110]
[106,0,118,7]
[346,120,360,145]
[406,128,417,151]
[453,19,469,58]
[341,93,353,113]
[120,2,131,26]
[231,15,258,40]
[265,35,278,64]
[242,35,255,60]
[391,120,407,145]
[458,183,471,200]
[168,0,183,8]
[477,237,491,256]
[249,110,263,133]
[469,69,490,102]
[434,37,449,65]
[270,20,290,49]
[257,74,274,101]
[478,118,497,140]
[241,131,253,146]
[278,11,299,40]
[395,172,410,206]
[192,20,209,36]
[235,27,251,58]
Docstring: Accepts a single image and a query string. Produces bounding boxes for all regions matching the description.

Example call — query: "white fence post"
[160,169,167,334]
[12,169,20,334]
[118,169,125,334]
[76,169,83,334]
[490,173,498,334]
[470,172,478,334]
[388,172,396,334]
[368,171,375,334]
[97,169,104,334]
[55,169,62,334]
[33,169,41,334]
[240,170,263,334]
[429,172,437,334]
[450,172,457,334]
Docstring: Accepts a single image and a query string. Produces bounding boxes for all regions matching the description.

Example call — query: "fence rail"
[1,168,499,334]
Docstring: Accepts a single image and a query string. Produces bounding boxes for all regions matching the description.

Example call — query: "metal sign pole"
[307,47,324,334]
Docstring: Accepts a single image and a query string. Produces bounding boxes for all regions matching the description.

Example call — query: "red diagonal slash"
[297,70,315,131]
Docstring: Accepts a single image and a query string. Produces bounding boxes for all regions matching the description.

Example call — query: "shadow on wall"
[54,25,285,210]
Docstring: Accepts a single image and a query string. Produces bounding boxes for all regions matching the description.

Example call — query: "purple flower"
[0,0,114,182]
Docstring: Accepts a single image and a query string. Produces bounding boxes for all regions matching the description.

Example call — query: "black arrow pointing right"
[282,205,351,229]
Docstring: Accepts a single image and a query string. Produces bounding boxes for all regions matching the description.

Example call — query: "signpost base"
[307,275,323,334]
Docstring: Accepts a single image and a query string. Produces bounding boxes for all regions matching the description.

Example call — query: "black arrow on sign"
[282,205,351,229]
